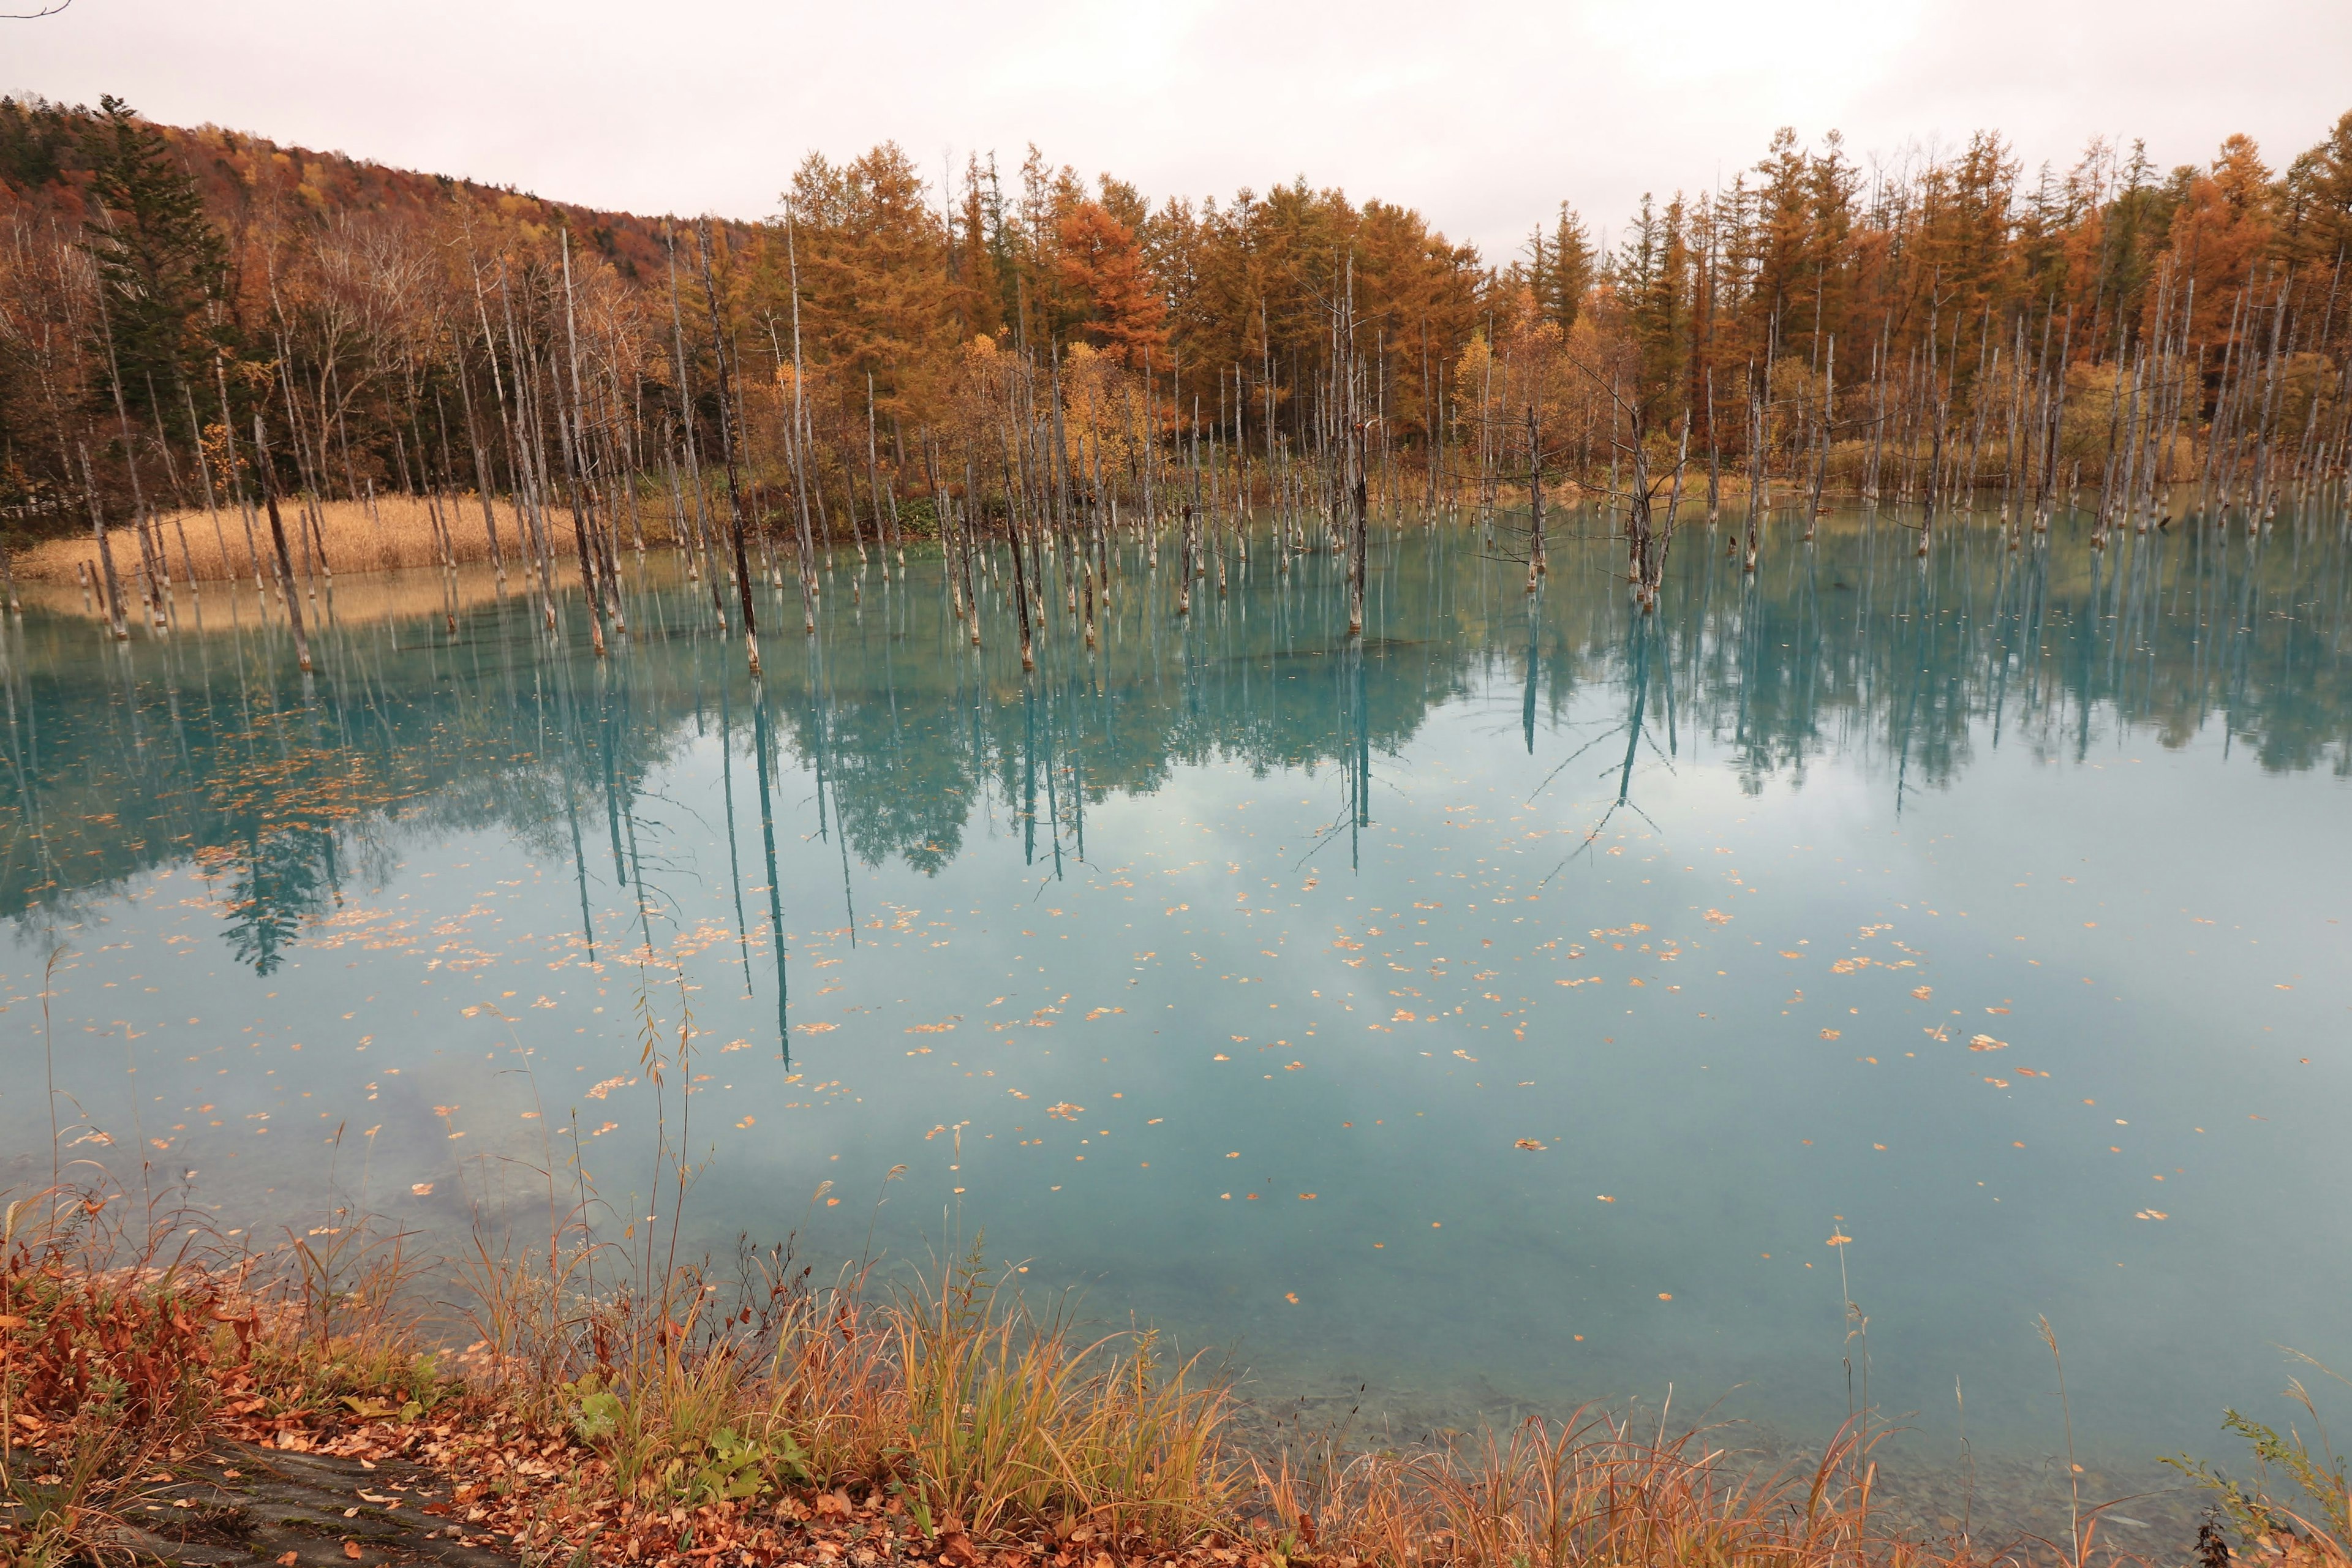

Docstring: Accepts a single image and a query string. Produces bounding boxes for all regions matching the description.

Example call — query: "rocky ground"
[107,1441,518,1567]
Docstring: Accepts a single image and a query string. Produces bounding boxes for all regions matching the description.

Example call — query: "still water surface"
[5,508,2350,1509]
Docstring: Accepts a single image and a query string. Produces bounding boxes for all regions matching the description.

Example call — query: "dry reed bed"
[14,561,526,629]
[16,494,558,584]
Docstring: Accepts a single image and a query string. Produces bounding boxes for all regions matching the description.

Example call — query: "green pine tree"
[1543,202,1593,338]
[83,94,227,423]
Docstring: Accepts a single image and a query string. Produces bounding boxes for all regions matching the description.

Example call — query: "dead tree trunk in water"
[783,214,820,628]
[558,235,609,656]
[1525,403,1546,593]
[78,443,129,640]
[1000,430,1036,670]
[1349,417,1368,635]
[1743,369,1765,573]
[251,418,313,672]
[214,360,266,589]
[695,221,762,675]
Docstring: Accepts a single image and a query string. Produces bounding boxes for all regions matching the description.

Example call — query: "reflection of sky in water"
[3,510,2349,1497]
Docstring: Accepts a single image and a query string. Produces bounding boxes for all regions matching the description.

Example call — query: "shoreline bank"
[0,1209,2275,1568]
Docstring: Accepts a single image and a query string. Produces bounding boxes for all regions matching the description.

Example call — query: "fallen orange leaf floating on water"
[1826,1232,1853,1245]
[1515,1139,1546,1151]
[1969,1035,2007,1051]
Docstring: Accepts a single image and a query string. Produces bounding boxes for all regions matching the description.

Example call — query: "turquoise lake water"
[4,505,2348,1527]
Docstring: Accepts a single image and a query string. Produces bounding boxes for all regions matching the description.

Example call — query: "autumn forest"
[3,91,2351,657]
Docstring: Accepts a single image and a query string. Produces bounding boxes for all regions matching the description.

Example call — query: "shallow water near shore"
[6,503,2350,1537]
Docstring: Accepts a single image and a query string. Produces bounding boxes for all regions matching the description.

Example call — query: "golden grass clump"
[15,491,560,585]
[1261,1413,1920,1568]
[13,560,521,628]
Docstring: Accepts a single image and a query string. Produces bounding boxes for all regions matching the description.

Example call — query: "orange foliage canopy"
[1055,201,1166,363]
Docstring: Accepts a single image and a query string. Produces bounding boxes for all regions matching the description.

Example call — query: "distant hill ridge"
[0,92,706,277]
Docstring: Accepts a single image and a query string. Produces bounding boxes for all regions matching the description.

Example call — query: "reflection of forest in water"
[2,507,2346,974]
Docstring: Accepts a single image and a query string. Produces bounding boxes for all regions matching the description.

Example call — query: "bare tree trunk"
[183,378,230,581]
[694,221,763,673]
[250,418,313,671]
[559,235,610,655]
[1000,429,1035,669]
[1744,369,1765,572]
[456,362,506,580]
[78,443,129,639]
[1525,402,1545,592]
[214,360,266,589]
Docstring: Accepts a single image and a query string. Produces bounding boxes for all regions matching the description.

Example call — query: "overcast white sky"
[10,0,2351,260]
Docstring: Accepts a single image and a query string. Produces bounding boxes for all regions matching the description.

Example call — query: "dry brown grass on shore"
[14,561,522,628]
[12,491,692,586]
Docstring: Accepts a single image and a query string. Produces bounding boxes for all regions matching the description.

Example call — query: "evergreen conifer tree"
[83,95,226,423]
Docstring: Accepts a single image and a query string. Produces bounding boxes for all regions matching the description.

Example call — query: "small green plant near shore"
[2168,1360,2352,1561]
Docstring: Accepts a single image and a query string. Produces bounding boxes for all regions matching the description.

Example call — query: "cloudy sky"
[11,0,2350,259]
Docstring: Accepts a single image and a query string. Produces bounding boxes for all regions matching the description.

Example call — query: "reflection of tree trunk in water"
[812,643,860,939]
[0,649,59,895]
[1351,643,1370,871]
[1022,685,1037,866]
[1596,621,1654,830]
[836,772,859,922]
[1523,603,1539,755]
[560,735,597,965]
[1042,681,1063,882]
[596,685,628,888]
[1891,565,1934,815]
[750,680,791,1066]
[1069,714,1086,864]
[718,672,755,997]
